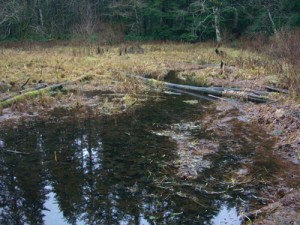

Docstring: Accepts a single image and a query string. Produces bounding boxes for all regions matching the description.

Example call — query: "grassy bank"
[0,40,298,115]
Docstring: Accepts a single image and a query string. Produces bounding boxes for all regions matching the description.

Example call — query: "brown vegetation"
[238,30,300,97]
[269,30,300,96]
[0,35,299,122]
[0,33,299,224]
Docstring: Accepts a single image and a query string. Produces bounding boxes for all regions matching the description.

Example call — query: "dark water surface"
[0,94,287,225]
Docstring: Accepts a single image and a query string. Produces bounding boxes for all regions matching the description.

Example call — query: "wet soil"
[242,102,300,164]
[204,101,300,224]
[239,102,300,224]
[162,65,300,224]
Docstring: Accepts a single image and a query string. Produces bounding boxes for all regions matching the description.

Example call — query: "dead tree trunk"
[213,7,222,44]
[267,8,278,37]
[122,73,269,103]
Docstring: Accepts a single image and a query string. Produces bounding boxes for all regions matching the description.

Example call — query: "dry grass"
[0,41,297,118]
[0,42,274,86]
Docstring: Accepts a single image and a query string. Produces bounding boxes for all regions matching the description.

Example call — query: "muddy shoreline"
[206,101,300,224]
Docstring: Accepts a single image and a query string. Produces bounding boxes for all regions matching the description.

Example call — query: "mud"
[250,191,300,224]
[160,64,299,224]
[242,102,300,165]
[208,100,300,224]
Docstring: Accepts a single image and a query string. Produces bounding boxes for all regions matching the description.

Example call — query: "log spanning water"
[0,75,91,108]
[124,74,269,103]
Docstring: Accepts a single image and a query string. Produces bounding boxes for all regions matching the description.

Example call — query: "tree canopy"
[0,0,299,42]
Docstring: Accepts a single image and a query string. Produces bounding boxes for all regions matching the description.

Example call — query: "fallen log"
[167,87,216,101]
[0,75,92,108]
[123,73,269,103]
[265,86,288,94]
[166,83,268,103]
[212,87,269,96]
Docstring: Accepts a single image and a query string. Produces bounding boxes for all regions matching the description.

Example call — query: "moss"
[0,90,45,108]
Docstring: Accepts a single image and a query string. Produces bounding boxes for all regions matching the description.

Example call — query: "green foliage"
[179,33,198,42]
[87,34,101,43]
[125,34,154,41]
[0,0,299,42]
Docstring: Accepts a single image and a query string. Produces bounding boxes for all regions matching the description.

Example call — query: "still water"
[0,94,278,224]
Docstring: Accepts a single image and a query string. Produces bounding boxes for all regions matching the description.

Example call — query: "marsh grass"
[0,40,297,115]
[0,42,274,87]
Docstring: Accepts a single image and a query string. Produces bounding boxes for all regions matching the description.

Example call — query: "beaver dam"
[0,93,299,225]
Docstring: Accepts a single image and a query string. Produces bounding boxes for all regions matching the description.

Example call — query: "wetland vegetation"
[0,1,300,224]
[0,40,299,225]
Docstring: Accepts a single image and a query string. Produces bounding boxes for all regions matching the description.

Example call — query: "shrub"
[269,29,300,97]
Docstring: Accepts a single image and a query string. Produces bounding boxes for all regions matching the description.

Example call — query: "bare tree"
[77,1,98,36]
[109,0,148,35]
[187,0,228,43]
[0,0,22,38]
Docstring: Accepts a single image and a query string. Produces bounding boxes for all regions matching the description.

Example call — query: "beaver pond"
[0,93,299,225]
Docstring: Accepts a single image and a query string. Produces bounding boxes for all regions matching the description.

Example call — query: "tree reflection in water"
[0,95,247,225]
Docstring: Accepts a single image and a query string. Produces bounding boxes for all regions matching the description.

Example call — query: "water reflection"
[43,188,78,225]
[211,204,241,225]
[0,95,278,224]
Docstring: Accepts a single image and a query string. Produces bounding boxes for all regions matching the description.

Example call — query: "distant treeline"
[0,0,299,42]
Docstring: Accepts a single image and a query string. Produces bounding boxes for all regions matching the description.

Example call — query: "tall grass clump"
[269,30,300,97]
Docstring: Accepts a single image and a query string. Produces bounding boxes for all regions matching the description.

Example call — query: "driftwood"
[0,75,91,108]
[123,74,269,103]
